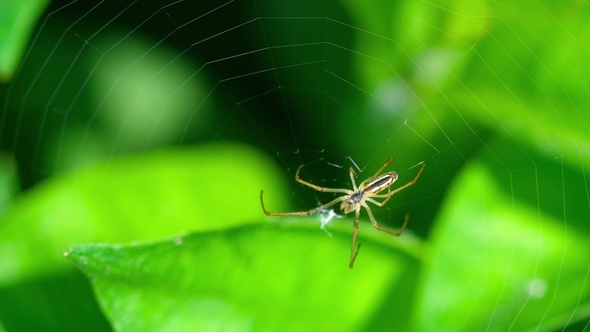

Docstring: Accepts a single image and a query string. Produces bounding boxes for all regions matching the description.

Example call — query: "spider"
[260,158,425,268]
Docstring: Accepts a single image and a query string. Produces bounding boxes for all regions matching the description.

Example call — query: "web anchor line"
[404,119,440,153]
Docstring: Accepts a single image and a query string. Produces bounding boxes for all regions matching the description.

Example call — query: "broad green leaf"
[0,142,289,285]
[66,220,423,331]
[415,160,590,331]
[0,0,50,82]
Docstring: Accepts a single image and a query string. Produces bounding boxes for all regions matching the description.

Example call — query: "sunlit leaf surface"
[416,158,590,331]
[67,221,421,331]
[0,143,288,284]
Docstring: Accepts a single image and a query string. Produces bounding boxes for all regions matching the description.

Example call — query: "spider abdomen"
[364,172,398,194]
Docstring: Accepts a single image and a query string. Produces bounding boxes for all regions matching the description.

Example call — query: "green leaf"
[66,220,422,331]
[0,0,50,82]
[0,142,289,285]
[415,159,590,331]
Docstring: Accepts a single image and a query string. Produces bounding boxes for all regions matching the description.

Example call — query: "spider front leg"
[374,162,425,207]
[367,158,395,182]
[260,191,345,216]
[295,165,350,194]
[349,166,358,191]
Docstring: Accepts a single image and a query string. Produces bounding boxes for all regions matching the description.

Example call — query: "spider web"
[1,0,590,331]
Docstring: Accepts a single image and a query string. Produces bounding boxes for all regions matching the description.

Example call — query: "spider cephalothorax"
[261,158,425,268]
[341,193,361,214]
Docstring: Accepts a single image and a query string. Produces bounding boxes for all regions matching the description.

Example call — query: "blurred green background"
[1,0,590,331]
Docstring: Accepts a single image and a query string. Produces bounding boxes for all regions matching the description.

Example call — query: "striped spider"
[260,158,425,268]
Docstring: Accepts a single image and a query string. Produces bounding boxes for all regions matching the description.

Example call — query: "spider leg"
[349,167,358,191]
[364,204,409,237]
[371,162,425,207]
[349,208,361,269]
[295,165,351,194]
[366,158,395,182]
[260,191,345,216]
